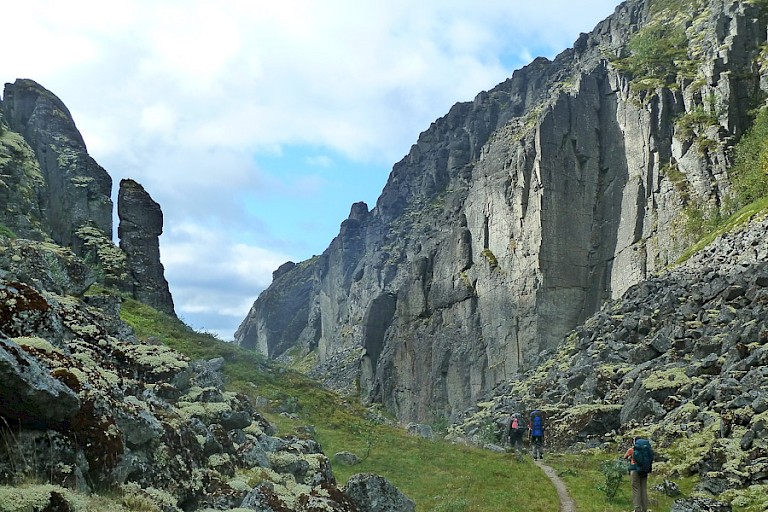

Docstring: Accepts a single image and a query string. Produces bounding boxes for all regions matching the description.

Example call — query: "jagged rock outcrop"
[1,79,113,256]
[0,236,411,511]
[236,0,768,423]
[0,79,175,315]
[118,178,175,316]
[0,337,80,426]
[342,473,417,512]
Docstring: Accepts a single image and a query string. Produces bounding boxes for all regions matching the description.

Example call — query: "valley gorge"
[235,0,768,425]
[2,0,768,509]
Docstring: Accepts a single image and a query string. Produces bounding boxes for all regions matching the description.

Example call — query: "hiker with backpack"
[507,413,525,453]
[624,436,654,512]
[528,410,545,460]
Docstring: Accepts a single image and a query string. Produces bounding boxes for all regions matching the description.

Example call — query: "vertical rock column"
[118,179,176,316]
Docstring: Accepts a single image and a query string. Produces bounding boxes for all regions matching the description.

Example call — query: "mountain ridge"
[235,0,768,425]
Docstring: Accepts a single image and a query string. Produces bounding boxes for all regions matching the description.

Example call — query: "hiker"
[528,410,545,460]
[507,413,524,452]
[624,436,654,512]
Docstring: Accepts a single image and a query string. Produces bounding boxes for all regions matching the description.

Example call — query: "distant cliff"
[236,0,768,423]
[0,79,175,315]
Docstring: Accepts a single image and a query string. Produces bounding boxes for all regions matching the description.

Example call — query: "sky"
[1,0,620,341]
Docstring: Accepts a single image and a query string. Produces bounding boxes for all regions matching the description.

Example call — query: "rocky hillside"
[449,210,768,509]
[0,81,413,510]
[235,0,768,425]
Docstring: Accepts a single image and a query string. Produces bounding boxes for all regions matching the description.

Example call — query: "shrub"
[613,22,690,86]
[0,224,16,239]
[597,458,628,500]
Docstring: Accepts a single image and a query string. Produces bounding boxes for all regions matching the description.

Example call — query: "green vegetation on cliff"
[729,107,768,207]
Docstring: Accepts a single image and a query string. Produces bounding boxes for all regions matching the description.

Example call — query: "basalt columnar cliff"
[235,0,768,425]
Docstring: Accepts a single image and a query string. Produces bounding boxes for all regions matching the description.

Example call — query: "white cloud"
[306,155,333,168]
[161,223,290,339]
[140,103,178,136]
[1,0,620,339]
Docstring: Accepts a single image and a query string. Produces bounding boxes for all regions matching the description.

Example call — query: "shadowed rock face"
[1,79,113,255]
[451,213,768,502]
[0,337,80,427]
[235,0,768,423]
[118,179,175,317]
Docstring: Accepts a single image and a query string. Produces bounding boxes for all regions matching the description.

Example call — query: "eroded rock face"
[1,79,113,255]
[450,213,768,502]
[236,0,768,423]
[1,79,173,315]
[118,179,175,316]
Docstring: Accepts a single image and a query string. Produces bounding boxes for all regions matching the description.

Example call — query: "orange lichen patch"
[69,397,124,482]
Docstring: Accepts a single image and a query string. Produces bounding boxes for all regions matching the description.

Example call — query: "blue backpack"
[530,411,544,437]
[633,438,654,475]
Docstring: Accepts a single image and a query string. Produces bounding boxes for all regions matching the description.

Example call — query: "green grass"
[0,224,17,238]
[129,296,768,512]
[119,297,561,511]
[546,452,698,512]
[122,295,751,511]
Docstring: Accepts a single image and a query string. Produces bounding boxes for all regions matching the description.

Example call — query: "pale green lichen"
[70,176,94,188]
[207,453,232,468]
[243,422,266,437]
[120,482,179,512]
[0,484,85,512]
[642,367,695,391]
[655,415,720,476]
[176,401,231,422]
[720,483,768,512]
[75,224,128,282]
[127,344,189,374]
[13,336,62,354]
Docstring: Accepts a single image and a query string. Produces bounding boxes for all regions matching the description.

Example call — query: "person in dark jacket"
[507,413,524,453]
[529,410,545,460]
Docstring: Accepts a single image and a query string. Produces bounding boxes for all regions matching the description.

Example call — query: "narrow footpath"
[534,459,577,512]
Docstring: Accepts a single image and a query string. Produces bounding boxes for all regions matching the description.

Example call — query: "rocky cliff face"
[236,0,768,423]
[0,79,175,316]
[1,79,113,253]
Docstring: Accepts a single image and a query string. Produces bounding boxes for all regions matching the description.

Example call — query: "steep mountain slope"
[236,0,768,423]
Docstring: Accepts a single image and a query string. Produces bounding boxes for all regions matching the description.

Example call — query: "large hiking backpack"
[633,438,654,475]
[530,411,544,437]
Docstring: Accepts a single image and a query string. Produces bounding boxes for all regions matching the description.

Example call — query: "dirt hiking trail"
[534,459,577,512]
